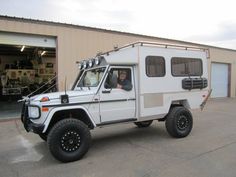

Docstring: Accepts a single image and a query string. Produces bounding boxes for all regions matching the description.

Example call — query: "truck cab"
[21,41,210,162]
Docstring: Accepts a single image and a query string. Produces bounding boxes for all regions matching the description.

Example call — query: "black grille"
[21,102,30,131]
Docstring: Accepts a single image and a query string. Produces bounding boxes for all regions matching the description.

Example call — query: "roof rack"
[102,41,209,58]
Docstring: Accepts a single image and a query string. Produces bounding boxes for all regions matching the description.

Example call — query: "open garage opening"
[0,32,57,119]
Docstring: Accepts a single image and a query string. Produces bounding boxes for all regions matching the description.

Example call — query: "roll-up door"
[211,63,229,98]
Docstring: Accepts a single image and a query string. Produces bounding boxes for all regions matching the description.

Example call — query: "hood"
[30,90,95,101]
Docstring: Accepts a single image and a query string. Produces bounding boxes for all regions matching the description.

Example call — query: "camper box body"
[103,43,209,122]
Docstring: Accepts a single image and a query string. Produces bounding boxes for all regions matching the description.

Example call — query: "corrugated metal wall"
[0,17,236,97]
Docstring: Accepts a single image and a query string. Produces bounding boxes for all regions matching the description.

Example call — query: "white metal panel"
[99,66,136,122]
[138,46,208,117]
[211,63,228,97]
[139,46,208,94]
[0,32,56,48]
[99,89,136,122]
[105,47,139,65]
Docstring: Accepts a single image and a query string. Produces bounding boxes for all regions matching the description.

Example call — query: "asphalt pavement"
[0,98,236,177]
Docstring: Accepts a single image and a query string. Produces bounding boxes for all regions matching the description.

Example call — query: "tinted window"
[171,57,202,76]
[146,56,165,77]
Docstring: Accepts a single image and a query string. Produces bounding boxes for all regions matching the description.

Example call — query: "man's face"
[119,71,127,81]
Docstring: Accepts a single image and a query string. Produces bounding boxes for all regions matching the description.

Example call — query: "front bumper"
[21,102,44,134]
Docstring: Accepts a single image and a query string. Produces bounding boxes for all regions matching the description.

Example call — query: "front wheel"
[165,107,193,138]
[47,118,91,162]
[134,120,153,128]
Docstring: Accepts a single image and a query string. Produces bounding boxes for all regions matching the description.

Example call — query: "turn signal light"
[40,97,50,102]
[42,107,49,112]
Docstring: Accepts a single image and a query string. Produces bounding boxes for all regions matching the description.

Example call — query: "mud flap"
[200,89,212,110]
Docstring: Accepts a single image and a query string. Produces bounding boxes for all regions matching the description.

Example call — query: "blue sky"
[1,0,236,49]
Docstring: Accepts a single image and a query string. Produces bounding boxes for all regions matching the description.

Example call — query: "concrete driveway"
[0,98,236,177]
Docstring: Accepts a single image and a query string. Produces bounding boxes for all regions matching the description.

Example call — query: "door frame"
[211,62,231,97]
[98,65,137,124]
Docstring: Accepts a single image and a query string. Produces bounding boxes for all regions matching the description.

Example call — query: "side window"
[105,68,133,91]
[171,57,203,76]
[146,56,165,77]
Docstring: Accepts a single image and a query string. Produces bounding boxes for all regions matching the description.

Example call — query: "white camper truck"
[21,42,210,162]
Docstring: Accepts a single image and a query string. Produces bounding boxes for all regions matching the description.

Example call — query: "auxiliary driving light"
[95,58,100,65]
[78,62,83,70]
[83,60,87,69]
[88,59,94,67]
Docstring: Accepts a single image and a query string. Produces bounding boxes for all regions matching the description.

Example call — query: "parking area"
[0,98,236,177]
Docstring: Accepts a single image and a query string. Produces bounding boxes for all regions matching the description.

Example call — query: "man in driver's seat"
[117,70,132,91]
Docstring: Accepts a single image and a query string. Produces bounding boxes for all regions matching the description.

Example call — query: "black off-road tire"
[134,120,153,128]
[47,118,91,162]
[39,133,47,141]
[165,106,193,138]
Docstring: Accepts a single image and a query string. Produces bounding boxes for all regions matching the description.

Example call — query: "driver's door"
[98,66,136,124]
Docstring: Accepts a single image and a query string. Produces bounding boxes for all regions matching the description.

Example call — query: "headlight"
[28,106,40,118]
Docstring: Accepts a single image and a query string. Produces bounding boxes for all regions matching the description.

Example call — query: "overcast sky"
[1,0,236,49]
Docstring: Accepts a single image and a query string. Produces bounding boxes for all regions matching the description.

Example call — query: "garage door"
[211,63,229,98]
[0,32,56,47]
[0,32,57,120]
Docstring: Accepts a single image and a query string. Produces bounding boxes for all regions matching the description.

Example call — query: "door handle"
[102,90,111,94]
[94,98,99,101]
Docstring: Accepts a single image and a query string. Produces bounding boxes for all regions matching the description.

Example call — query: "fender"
[42,105,97,133]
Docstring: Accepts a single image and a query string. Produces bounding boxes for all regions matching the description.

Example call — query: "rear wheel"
[165,106,193,138]
[134,120,153,128]
[47,118,91,162]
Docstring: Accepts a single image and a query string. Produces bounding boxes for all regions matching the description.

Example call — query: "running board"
[97,118,137,126]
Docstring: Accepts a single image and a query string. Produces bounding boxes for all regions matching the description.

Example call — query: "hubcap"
[61,131,81,152]
[177,115,189,130]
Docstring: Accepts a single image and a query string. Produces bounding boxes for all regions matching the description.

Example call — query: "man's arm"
[122,80,132,91]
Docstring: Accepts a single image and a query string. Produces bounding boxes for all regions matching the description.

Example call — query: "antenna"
[60,76,69,104]
[64,76,67,95]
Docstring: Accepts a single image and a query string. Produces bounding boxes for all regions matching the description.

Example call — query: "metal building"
[0,15,236,99]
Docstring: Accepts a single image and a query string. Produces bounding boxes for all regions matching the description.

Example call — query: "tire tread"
[47,118,91,162]
[165,106,193,138]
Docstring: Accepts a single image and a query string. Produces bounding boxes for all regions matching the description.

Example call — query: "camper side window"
[145,56,165,77]
[171,57,203,76]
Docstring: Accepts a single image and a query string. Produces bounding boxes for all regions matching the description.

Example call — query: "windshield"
[77,67,106,87]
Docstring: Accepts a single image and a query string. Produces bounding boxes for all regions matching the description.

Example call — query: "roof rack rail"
[102,41,209,57]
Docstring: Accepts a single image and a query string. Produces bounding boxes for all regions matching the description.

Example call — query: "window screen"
[146,56,165,77]
[171,57,203,76]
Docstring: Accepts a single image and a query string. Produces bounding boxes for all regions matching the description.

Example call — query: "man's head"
[119,70,127,81]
